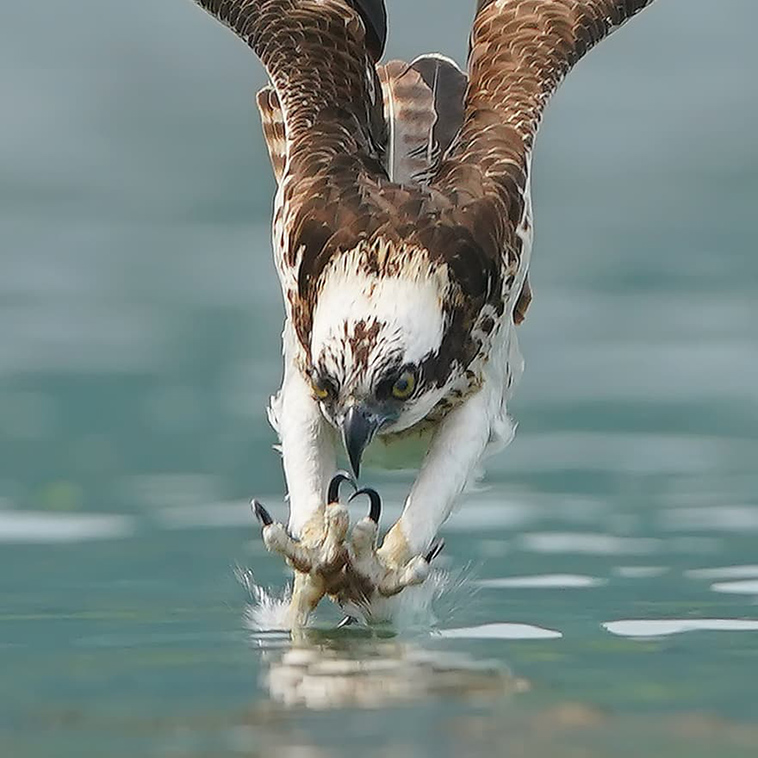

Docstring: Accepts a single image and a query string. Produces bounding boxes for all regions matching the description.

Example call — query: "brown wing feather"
[410,55,468,163]
[256,86,287,185]
[377,56,467,186]
[377,61,437,185]
[462,0,656,152]
[195,1,395,353]
[194,1,386,180]
[194,0,654,376]
[432,0,656,321]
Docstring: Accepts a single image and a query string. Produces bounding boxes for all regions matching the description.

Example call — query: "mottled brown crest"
[349,319,382,369]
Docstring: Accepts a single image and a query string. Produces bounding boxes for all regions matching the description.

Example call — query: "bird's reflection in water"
[254,628,528,710]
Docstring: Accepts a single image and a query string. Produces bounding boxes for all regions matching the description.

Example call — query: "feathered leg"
[274,368,337,537]
[381,386,494,561]
[260,366,345,627]
[334,386,496,622]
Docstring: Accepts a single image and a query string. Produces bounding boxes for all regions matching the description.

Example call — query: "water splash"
[235,566,292,632]
[383,563,478,633]
[235,562,478,634]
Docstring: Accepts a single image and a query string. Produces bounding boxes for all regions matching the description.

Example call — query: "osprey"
[192,0,656,626]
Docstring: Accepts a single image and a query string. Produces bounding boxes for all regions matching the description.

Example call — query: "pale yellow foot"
[331,489,445,623]
[253,473,354,628]
[253,477,444,627]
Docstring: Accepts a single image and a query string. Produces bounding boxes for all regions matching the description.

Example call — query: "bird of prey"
[191,0,656,626]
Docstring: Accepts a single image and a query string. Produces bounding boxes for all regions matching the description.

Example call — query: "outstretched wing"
[256,86,288,185]
[194,1,400,347]
[194,0,655,369]
[194,1,386,186]
[431,0,656,315]
[348,0,387,62]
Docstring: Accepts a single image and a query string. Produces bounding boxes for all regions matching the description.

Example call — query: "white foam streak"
[604,619,758,638]
[711,581,758,595]
[440,623,562,640]
[478,574,606,589]
[0,512,135,543]
[686,565,758,580]
[520,532,661,555]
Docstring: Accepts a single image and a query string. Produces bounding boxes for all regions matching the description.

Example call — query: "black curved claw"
[327,471,356,504]
[424,538,445,564]
[337,615,358,628]
[251,499,273,528]
[349,487,382,524]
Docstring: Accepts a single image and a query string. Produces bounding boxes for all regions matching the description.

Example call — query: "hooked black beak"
[341,406,379,478]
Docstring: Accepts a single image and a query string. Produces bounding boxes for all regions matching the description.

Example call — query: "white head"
[307,253,452,475]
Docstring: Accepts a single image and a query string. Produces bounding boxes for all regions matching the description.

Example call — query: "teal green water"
[2,1,757,756]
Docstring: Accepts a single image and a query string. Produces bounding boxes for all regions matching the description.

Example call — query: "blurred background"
[1,1,757,756]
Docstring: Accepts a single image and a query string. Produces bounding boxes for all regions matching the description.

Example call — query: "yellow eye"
[311,375,335,401]
[313,383,329,400]
[391,370,416,400]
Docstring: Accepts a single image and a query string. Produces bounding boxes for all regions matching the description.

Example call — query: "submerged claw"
[327,471,357,504]
[349,487,382,524]
[424,537,445,564]
[253,478,436,625]
[251,499,273,528]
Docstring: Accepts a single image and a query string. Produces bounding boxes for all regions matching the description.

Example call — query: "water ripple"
[604,619,758,638]
[478,574,606,589]
[440,623,562,640]
[686,565,758,580]
[520,532,661,555]
[0,512,135,543]
[711,581,758,595]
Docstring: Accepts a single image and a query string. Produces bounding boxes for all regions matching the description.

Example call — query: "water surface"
[1,1,757,756]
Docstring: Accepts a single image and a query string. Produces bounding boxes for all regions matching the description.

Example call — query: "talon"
[377,555,430,597]
[424,537,445,563]
[252,499,273,527]
[349,487,382,524]
[337,615,358,628]
[327,471,356,504]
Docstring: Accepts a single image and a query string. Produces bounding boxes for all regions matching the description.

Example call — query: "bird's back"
[258,53,468,191]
